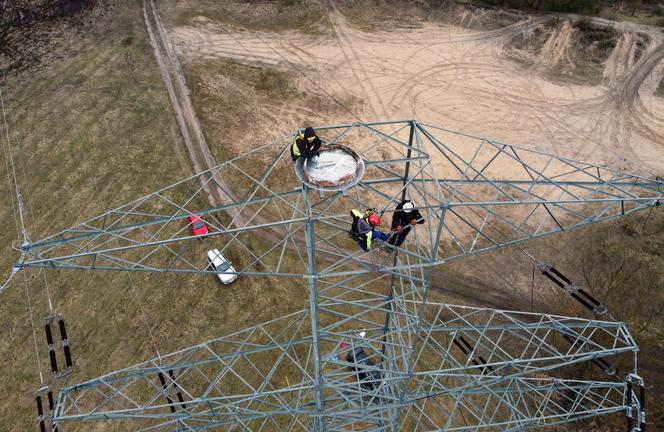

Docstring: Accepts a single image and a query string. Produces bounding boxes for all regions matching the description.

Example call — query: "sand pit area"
[168,8,664,179]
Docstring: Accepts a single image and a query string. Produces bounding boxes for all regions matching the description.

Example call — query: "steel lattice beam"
[17,122,663,277]
[51,303,635,431]
[15,121,662,431]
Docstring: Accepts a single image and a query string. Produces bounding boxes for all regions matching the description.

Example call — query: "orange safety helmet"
[368,213,381,227]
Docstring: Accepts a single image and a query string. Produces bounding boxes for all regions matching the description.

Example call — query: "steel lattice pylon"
[17,121,663,431]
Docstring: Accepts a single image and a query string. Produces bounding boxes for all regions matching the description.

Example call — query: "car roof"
[207,249,226,267]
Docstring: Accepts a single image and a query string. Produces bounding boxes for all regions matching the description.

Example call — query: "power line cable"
[5,80,54,312]
[127,273,162,361]
[0,79,54,311]
[0,78,21,243]
[11,96,54,311]
[440,182,618,319]
[0,78,49,383]
[0,79,23,293]
[40,269,53,313]
[0,81,28,243]
[0,266,18,294]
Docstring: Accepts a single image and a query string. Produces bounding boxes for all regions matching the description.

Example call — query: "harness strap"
[292,133,304,157]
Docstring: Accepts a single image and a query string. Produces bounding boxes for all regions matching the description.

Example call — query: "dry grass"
[0,1,340,429]
[0,1,188,428]
[159,0,333,35]
[0,1,309,430]
[336,0,526,31]
[0,0,98,76]
[182,57,357,159]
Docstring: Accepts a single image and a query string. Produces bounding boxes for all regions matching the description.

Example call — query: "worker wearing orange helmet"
[349,208,388,251]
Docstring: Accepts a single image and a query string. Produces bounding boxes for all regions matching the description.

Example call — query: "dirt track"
[143,0,238,212]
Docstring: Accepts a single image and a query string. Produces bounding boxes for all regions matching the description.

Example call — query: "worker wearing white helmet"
[389,200,424,247]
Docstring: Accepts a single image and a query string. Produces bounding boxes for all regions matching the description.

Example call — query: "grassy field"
[0,1,187,429]
[181,58,357,159]
[0,1,310,430]
[160,0,333,35]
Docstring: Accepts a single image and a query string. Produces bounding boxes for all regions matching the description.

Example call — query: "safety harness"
[291,132,305,159]
[291,131,318,160]
[349,209,374,248]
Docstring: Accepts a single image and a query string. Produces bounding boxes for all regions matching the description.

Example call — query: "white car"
[207,249,237,284]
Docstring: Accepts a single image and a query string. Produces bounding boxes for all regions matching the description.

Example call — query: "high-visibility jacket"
[291,131,322,161]
[350,209,374,249]
[291,132,305,158]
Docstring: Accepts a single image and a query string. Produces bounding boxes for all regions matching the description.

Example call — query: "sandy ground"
[167,7,664,178]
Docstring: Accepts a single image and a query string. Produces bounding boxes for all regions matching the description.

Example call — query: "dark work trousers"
[388,226,412,247]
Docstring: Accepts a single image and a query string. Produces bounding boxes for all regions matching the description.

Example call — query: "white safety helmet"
[402,202,414,213]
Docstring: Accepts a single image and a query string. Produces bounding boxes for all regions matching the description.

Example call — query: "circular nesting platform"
[295,144,365,192]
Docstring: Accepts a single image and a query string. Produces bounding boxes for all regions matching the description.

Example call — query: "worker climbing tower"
[13,120,663,431]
